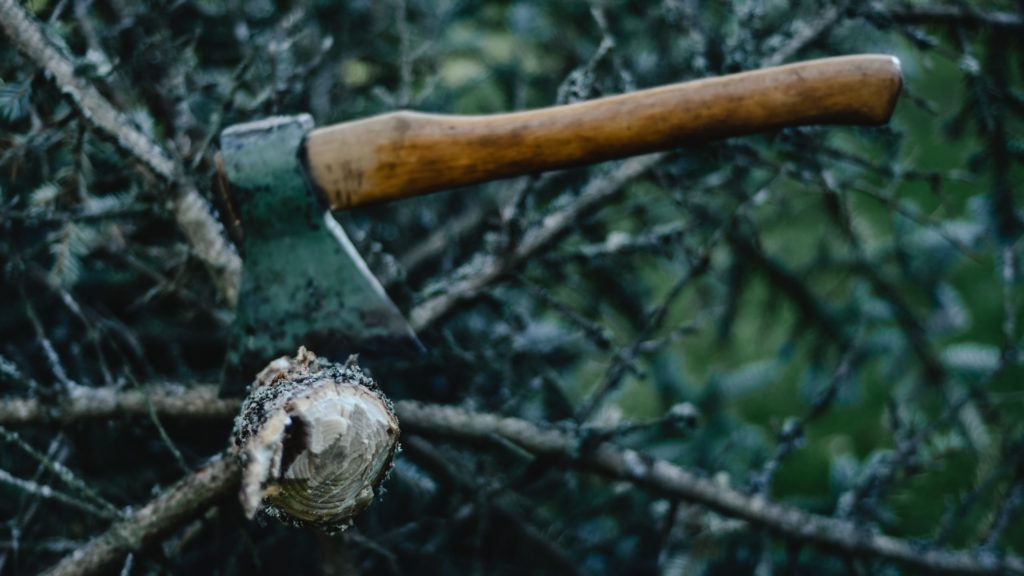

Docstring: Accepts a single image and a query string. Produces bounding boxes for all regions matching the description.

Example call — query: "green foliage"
[0,80,31,122]
[46,221,98,289]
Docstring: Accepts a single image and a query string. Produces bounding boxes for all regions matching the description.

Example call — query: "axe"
[218,54,902,394]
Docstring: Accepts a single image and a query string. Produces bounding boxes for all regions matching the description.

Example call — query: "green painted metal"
[219,115,420,395]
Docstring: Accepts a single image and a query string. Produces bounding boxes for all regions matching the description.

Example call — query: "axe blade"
[219,115,421,396]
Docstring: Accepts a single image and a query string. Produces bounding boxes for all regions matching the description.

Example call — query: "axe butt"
[304,54,901,210]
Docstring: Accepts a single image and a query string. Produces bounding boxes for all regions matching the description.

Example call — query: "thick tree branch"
[760,1,848,67]
[0,384,237,424]
[0,0,242,305]
[43,454,239,576]
[6,388,1020,576]
[397,402,1024,576]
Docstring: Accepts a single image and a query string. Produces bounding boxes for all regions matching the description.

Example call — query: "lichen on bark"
[231,347,399,532]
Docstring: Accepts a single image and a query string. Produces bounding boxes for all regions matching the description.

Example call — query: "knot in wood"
[231,347,399,532]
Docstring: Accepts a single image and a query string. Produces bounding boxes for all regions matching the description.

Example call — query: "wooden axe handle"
[304,54,901,210]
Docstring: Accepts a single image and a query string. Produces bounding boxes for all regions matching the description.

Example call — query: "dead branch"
[409,153,665,330]
[397,401,1024,576]
[7,388,1021,575]
[0,467,115,520]
[760,0,849,67]
[42,454,239,576]
[0,0,242,305]
[0,384,237,424]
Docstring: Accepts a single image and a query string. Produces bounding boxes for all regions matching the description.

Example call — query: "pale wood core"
[303,54,902,210]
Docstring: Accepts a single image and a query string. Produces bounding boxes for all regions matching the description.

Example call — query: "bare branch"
[410,153,665,330]
[0,425,120,518]
[42,454,239,576]
[761,1,849,67]
[398,401,1024,576]
[575,251,709,420]
[21,290,76,392]
[395,197,495,282]
[0,0,242,305]
[0,467,114,520]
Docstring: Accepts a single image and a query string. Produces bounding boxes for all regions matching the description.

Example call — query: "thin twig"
[0,384,236,425]
[0,467,115,520]
[410,153,665,330]
[575,249,709,421]
[21,288,76,392]
[760,1,849,67]
[394,189,502,283]
[402,436,584,576]
[0,0,242,304]
[128,372,191,475]
[395,0,413,108]
[547,221,688,262]
[981,482,1023,550]
[751,347,859,495]
[0,425,120,518]
[516,274,613,349]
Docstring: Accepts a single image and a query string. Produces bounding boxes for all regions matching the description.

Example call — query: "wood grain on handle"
[304,54,901,210]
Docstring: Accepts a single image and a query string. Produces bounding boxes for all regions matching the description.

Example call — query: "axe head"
[218,115,421,396]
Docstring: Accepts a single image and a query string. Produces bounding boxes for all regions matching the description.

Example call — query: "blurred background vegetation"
[1,0,1023,574]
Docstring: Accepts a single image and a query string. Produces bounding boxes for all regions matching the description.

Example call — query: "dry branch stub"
[231,347,400,532]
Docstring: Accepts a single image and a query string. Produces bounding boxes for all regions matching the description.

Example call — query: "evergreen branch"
[761,0,849,67]
[0,425,120,518]
[0,0,241,305]
[0,384,237,424]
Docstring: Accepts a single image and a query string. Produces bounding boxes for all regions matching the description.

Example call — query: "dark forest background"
[2,0,1023,574]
